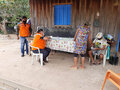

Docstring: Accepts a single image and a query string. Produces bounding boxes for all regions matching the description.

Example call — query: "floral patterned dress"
[74,25,90,54]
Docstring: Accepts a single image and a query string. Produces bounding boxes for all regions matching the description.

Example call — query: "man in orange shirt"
[17,16,32,57]
[32,29,51,63]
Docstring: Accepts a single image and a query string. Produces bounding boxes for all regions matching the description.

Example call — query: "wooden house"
[29,0,120,39]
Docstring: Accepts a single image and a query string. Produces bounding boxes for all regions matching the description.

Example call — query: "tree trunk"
[2,19,7,34]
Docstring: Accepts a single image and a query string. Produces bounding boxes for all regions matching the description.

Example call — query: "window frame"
[53,3,72,27]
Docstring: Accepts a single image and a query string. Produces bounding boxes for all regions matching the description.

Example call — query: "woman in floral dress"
[72,23,93,69]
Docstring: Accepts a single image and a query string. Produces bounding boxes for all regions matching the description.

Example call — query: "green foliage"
[0,0,30,26]
[0,30,4,34]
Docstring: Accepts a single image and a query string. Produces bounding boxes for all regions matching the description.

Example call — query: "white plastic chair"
[29,44,43,66]
[89,47,108,67]
[103,48,108,67]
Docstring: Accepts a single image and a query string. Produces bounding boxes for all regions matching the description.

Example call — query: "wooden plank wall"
[29,0,120,39]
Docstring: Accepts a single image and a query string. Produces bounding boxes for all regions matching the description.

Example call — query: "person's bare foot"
[80,65,85,69]
[90,61,96,65]
[97,60,101,65]
[71,65,78,69]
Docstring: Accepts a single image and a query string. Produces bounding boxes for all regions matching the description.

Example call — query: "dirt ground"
[0,35,119,90]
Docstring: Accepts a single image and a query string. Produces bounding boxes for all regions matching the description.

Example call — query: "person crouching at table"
[32,29,51,64]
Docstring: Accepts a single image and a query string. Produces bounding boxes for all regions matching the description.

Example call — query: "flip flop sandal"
[92,62,97,65]
[71,66,78,69]
[90,62,96,65]
[97,62,101,65]
[80,65,85,69]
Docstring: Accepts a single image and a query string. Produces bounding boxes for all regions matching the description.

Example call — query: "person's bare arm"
[94,45,106,50]
[43,37,50,40]
[73,29,79,41]
[88,31,93,47]
[29,26,32,36]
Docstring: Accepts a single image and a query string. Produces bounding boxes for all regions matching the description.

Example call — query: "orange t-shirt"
[32,33,45,50]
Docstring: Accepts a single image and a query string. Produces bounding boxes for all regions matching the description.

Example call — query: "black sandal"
[97,62,101,65]
[90,62,96,65]
[92,62,97,65]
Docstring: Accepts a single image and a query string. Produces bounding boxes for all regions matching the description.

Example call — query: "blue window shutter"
[54,4,71,25]
[67,5,71,25]
[59,5,64,25]
[64,5,68,25]
[54,5,59,25]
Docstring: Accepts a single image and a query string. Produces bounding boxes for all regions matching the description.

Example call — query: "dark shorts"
[74,53,85,57]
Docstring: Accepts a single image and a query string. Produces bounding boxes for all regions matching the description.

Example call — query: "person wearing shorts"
[72,23,93,69]
[92,32,108,64]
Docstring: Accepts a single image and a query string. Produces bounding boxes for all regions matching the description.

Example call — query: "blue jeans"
[20,37,29,55]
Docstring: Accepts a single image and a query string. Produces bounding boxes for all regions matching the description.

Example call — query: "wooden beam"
[52,2,72,6]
